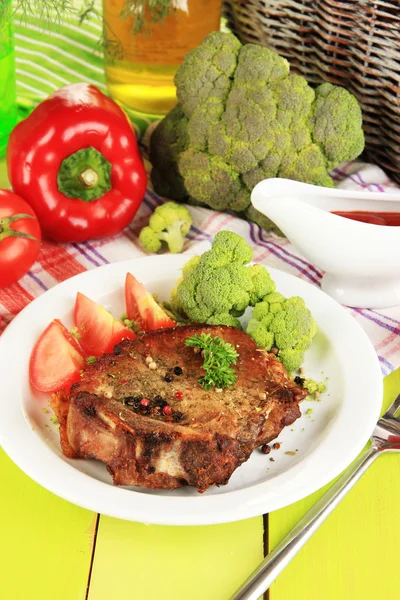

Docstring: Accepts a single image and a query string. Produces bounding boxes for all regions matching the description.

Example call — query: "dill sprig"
[185,333,239,391]
[120,0,173,34]
[79,0,173,38]
[0,0,75,29]
[15,0,74,23]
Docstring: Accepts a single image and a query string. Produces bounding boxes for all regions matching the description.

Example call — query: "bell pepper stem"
[79,169,99,188]
[57,147,112,202]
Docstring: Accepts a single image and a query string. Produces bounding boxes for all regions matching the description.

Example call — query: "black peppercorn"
[154,395,167,407]
[294,376,305,386]
[173,366,183,376]
[260,444,271,455]
[114,345,122,356]
[173,411,184,422]
[164,374,173,383]
[124,395,143,409]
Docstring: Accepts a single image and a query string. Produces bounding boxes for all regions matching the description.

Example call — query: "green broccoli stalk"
[150,32,365,234]
[170,230,276,327]
[246,293,317,371]
[139,201,193,254]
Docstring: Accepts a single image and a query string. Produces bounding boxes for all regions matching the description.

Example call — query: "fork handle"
[230,444,379,600]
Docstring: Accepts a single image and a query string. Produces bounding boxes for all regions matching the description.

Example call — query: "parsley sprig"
[185,333,239,391]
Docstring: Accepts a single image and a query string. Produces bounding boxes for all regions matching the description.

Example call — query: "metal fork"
[231,393,400,600]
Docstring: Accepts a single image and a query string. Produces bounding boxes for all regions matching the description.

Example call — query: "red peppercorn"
[175,391,184,401]
[163,405,172,416]
[140,398,150,407]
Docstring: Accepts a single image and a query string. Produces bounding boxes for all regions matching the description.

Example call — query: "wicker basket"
[223,0,400,184]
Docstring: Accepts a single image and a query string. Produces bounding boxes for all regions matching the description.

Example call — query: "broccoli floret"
[207,313,242,328]
[248,264,276,305]
[311,83,365,170]
[170,230,276,327]
[246,293,317,371]
[139,201,192,254]
[150,32,364,233]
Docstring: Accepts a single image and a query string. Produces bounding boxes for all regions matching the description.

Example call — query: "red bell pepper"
[7,83,147,243]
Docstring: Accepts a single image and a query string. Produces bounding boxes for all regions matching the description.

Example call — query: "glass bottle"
[102,0,222,116]
[0,0,17,157]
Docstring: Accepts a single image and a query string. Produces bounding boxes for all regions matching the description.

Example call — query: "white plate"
[0,255,382,525]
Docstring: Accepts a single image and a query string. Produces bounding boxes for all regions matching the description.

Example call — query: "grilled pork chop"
[51,325,306,492]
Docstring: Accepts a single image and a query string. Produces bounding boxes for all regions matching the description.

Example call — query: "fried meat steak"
[51,325,306,492]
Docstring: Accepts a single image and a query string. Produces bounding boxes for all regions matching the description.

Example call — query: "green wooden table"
[1,162,399,600]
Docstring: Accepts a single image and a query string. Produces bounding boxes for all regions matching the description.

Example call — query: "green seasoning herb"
[124,0,172,34]
[1,1,74,28]
[185,333,239,391]
[80,0,173,35]
[86,355,96,365]
[70,326,82,340]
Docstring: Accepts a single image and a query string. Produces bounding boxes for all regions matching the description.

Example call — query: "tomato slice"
[74,292,114,356]
[125,272,176,331]
[75,292,135,356]
[104,320,136,353]
[29,319,85,393]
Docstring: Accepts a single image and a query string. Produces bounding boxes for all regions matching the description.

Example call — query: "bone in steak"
[51,325,306,492]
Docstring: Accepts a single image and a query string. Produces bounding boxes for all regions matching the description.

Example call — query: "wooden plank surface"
[0,448,96,600]
[269,367,400,600]
[88,516,264,600]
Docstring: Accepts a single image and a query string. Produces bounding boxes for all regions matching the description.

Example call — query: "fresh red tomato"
[74,292,135,356]
[125,272,176,332]
[0,189,41,288]
[29,319,85,392]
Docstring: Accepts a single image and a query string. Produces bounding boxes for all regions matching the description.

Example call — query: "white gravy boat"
[251,178,400,308]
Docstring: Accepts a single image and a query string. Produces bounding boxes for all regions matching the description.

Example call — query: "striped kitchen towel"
[13,4,151,137]
[2,6,400,376]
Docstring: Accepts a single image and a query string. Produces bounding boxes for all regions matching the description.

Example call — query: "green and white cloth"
[13,5,152,136]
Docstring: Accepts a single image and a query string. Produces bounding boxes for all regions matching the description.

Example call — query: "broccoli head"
[246,293,317,371]
[150,32,364,233]
[139,201,192,254]
[170,230,276,327]
[149,106,189,201]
